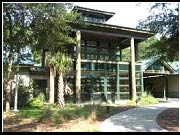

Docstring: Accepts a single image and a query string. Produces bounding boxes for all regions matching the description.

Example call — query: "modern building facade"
[60,6,155,103]
[7,6,158,104]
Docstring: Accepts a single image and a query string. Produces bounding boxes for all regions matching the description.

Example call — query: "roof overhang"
[72,6,115,21]
[72,22,155,49]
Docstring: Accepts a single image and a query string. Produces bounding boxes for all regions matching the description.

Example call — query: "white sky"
[72,2,178,29]
[72,2,154,28]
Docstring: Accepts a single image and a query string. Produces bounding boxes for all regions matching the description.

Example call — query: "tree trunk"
[5,53,13,112]
[58,72,65,108]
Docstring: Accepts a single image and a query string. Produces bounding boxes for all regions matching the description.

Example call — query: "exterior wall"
[168,75,179,98]
[67,38,144,102]
[11,67,50,100]
[11,68,31,90]
[144,75,179,98]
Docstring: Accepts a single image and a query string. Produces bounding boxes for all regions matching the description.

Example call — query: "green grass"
[4,103,135,132]
[14,107,45,119]
[6,104,131,123]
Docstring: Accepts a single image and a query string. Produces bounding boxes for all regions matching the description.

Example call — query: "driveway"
[100,98,179,132]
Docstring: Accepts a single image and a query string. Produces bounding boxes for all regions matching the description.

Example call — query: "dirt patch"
[156,108,179,132]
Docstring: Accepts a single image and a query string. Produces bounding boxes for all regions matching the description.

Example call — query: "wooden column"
[104,64,108,101]
[130,37,136,101]
[49,67,54,104]
[90,63,94,101]
[116,63,120,100]
[163,75,168,100]
[76,31,81,103]
[166,77,168,100]
[140,65,144,94]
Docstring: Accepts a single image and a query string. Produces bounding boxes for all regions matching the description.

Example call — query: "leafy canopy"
[137,3,179,61]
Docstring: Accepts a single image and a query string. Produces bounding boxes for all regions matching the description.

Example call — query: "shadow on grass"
[3,116,39,132]
[3,104,135,132]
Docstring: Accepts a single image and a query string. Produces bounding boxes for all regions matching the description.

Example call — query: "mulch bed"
[156,108,179,132]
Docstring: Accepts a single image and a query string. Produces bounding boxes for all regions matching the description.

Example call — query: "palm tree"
[46,52,72,108]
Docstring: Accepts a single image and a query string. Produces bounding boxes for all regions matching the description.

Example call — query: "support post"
[116,63,120,100]
[166,77,168,100]
[130,37,136,101]
[140,64,144,94]
[163,75,168,100]
[49,67,54,104]
[90,63,94,102]
[104,64,108,102]
[76,31,81,103]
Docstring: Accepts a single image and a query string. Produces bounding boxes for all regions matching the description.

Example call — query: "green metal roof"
[138,56,176,74]
[138,56,161,71]
[168,61,179,73]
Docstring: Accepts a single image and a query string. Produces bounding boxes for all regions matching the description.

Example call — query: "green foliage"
[122,47,130,62]
[127,91,159,106]
[46,52,72,75]
[30,3,80,52]
[138,37,159,60]
[127,100,136,106]
[27,93,45,108]
[36,104,130,124]
[16,79,31,107]
[139,91,159,105]
[137,3,179,61]
[16,107,45,119]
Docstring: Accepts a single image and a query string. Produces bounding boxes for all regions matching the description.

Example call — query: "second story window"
[83,16,105,23]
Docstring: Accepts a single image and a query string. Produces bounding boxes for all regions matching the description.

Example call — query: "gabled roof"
[168,61,179,73]
[138,56,161,71]
[138,56,176,74]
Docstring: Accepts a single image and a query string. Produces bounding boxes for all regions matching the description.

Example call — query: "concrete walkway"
[100,98,179,132]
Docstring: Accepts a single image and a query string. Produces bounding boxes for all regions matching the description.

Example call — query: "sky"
[72,2,154,28]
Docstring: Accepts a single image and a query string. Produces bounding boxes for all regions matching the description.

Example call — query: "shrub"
[127,100,136,106]
[27,93,45,108]
[38,106,53,122]
[139,91,159,105]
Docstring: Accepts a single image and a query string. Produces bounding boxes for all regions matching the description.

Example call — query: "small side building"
[139,56,179,98]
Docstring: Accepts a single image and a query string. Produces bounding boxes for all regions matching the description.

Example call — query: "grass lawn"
[3,103,135,132]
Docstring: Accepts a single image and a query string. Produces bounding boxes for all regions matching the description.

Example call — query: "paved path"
[100,98,179,132]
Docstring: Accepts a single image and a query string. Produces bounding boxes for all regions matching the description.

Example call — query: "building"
[7,6,156,104]
[140,56,179,98]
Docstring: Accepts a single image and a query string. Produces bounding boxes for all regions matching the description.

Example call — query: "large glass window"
[83,16,105,23]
